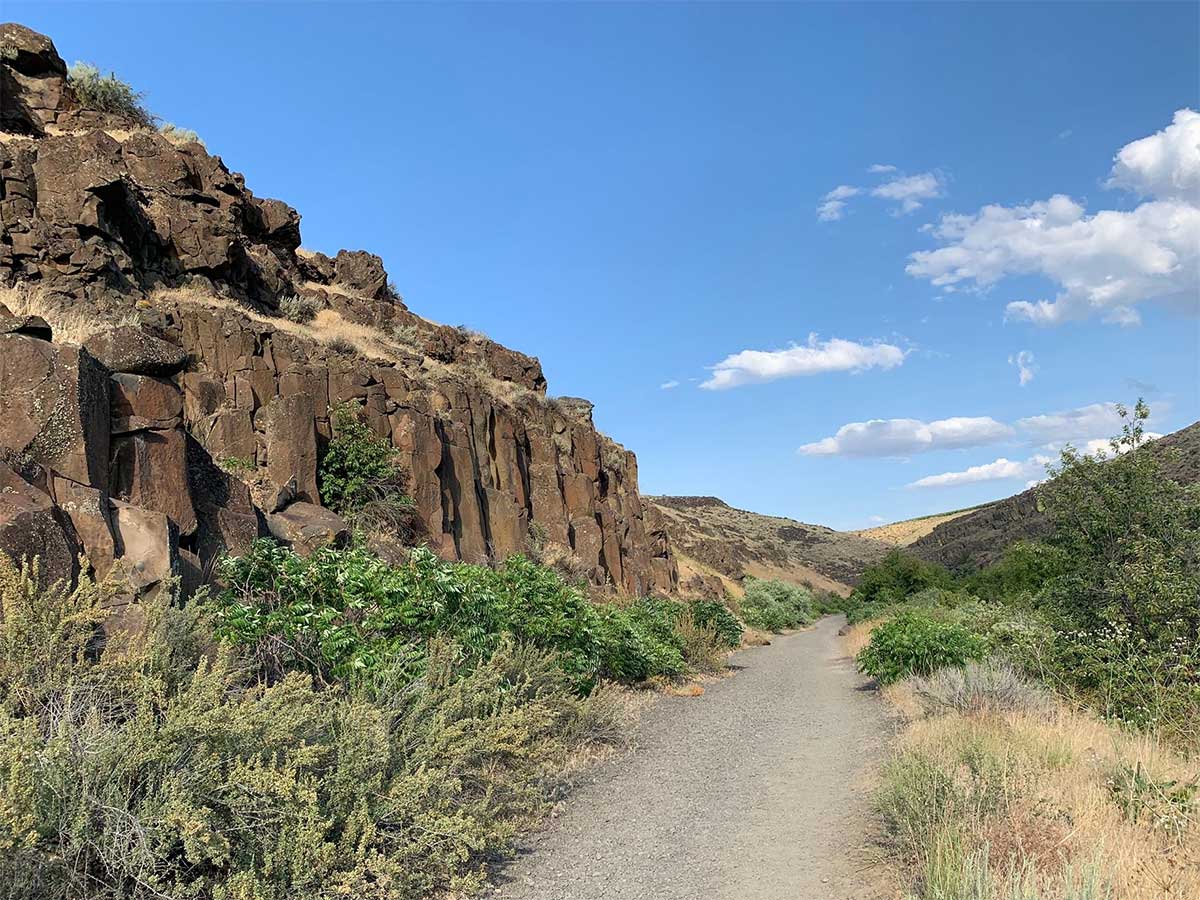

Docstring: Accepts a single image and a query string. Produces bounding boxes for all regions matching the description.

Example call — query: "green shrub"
[849,550,954,617]
[318,404,416,537]
[593,597,685,682]
[279,293,320,324]
[66,62,153,127]
[739,578,814,632]
[687,598,743,648]
[856,611,987,685]
[215,541,601,690]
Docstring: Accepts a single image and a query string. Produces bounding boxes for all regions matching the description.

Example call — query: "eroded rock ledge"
[0,23,678,601]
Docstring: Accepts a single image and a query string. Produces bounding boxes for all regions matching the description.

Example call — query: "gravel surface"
[492,615,889,900]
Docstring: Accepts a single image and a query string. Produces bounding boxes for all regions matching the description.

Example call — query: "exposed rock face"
[0,460,78,588]
[0,25,678,597]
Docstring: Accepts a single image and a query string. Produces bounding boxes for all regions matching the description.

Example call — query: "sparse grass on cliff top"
[66,61,153,127]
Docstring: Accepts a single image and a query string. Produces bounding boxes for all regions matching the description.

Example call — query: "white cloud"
[912,427,1166,491]
[702,334,905,390]
[816,184,861,221]
[799,416,1013,457]
[868,163,897,174]
[908,456,1050,489]
[659,380,680,390]
[907,109,1200,325]
[871,171,944,214]
[1107,108,1200,201]
[1009,350,1036,386]
[1016,402,1129,446]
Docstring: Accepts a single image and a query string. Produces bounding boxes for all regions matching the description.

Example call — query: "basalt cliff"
[0,24,678,608]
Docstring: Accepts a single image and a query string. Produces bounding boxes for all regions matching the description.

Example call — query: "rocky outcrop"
[0,25,678,597]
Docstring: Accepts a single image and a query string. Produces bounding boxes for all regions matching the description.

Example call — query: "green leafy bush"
[856,611,987,685]
[67,62,153,127]
[739,578,814,632]
[687,598,743,648]
[592,600,684,682]
[215,541,601,689]
[847,551,954,622]
[318,404,419,540]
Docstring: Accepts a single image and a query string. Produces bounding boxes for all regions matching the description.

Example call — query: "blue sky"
[15,2,1199,529]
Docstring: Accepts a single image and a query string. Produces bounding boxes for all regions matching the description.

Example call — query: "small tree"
[1039,400,1200,648]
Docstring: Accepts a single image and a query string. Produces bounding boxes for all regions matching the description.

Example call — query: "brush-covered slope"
[648,495,892,596]
[909,421,1200,572]
[0,24,678,600]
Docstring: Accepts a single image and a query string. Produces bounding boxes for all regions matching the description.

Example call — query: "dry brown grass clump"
[0,286,141,345]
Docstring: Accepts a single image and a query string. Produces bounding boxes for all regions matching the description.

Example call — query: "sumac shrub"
[856,611,987,685]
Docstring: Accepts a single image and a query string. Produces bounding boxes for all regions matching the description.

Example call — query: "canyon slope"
[0,24,677,604]
[648,496,891,596]
[908,421,1200,572]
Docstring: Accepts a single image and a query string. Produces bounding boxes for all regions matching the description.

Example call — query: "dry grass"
[849,611,1200,900]
[851,507,980,547]
[649,497,890,595]
[888,708,1200,899]
[0,285,140,345]
[841,618,880,659]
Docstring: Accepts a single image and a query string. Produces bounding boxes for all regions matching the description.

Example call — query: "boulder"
[267,502,349,557]
[85,326,188,376]
[110,373,184,433]
[0,23,69,135]
[333,249,389,299]
[0,334,110,488]
[110,500,178,593]
[0,462,78,589]
[110,427,197,535]
[258,393,319,504]
[0,313,52,340]
[50,475,117,577]
[186,437,263,567]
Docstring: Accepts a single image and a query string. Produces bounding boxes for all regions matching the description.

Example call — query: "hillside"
[850,505,983,546]
[648,495,892,596]
[0,24,677,602]
[909,421,1200,572]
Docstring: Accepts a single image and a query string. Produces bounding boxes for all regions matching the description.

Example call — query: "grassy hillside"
[648,496,892,595]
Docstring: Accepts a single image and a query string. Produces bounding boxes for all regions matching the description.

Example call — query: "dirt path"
[493,615,889,900]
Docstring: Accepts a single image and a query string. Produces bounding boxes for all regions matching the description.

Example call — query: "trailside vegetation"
[846,402,1200,900]
[0,526,742,898]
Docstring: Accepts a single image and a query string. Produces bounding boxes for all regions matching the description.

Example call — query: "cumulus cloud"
[907,109,1200,325]
[868,163,897,174]
[702,335,905,390]
[908,456,1050,489]
[816,184,861,221]
[1016,402,1130,445]
[1009,350,1036,386]
[871,171,944,214]
[659,380,680,390]
[910,429,1164,491]
[1107,108,1200,201]
[799,416,1013,457]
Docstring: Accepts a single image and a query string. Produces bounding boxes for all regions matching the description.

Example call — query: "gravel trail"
[493,614,889,900]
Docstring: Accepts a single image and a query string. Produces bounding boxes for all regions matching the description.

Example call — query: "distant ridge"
[908,421,1200,572]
